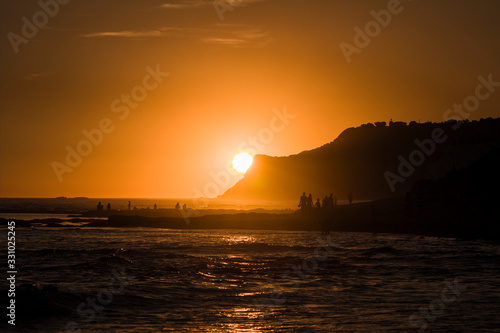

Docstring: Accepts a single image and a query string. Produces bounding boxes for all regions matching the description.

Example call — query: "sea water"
[1,227,499,332]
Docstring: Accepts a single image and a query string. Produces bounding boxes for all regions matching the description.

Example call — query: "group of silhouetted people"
[100,201,189,212]
[97,202,112,211]
[298,191,354,215]
[299,192,337,215]
[126,201,158,210]
[175,202,188,211]
[96,201,162,212]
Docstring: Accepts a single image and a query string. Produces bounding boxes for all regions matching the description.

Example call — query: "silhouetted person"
[314,198,323,220]
[348,192,353,205]
[128,201,131,210]
[323,193,333,214]
[175,202,181,210]
[97,202,103,211]
[307,194,313,212]
[106,203,111,211]
[154,203,157,210]
[298,192,308,211]
[182,203,187,211]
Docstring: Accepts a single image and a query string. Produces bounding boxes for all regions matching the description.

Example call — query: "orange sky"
[1,0,500,198]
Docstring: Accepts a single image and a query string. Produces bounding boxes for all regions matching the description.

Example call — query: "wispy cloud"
[202,28,272,47]
[159,1,206,9]
[80,23,272,47]
[81,30,164,38]
[24,73,54,81]
[159,0,268,9]
[80,27,193,38]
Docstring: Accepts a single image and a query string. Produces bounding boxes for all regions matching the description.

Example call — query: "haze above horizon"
[1,0,500,198]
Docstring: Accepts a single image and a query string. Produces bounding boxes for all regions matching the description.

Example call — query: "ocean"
[2,227,499,332]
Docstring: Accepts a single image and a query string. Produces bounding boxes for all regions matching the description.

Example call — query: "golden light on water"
[223,235,256,244]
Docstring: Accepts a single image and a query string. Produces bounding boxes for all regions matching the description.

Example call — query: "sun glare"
[232,152,253,173]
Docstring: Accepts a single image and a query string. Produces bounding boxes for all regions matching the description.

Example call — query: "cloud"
[79,27,194,38]
[81,30,165,38]
[80,23,272,47]
[202,28,272,47]
[159,1,206,9]
[202,37,247,46]
[160,0,268,9]
[24,73,53,81]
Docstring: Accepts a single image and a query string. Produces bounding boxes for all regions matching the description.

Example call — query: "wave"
[206,242,313,252]
[20,247,127,256]
[0,283,82,323]
[359,246,401,256]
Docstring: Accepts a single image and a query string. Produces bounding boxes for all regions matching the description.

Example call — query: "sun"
[232,152,253,173]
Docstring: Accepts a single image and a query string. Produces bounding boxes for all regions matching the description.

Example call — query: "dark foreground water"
[2,228,500,332]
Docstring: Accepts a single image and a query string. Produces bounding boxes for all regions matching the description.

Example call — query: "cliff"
[220,118,500,202]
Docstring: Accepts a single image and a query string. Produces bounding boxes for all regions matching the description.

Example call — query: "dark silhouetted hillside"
[221,118,500,202]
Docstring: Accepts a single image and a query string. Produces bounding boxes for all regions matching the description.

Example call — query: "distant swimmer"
[128,201,131,210]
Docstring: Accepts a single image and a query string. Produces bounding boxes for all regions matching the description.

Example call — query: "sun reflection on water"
[218,307,270,332]
[223,235,257,244]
